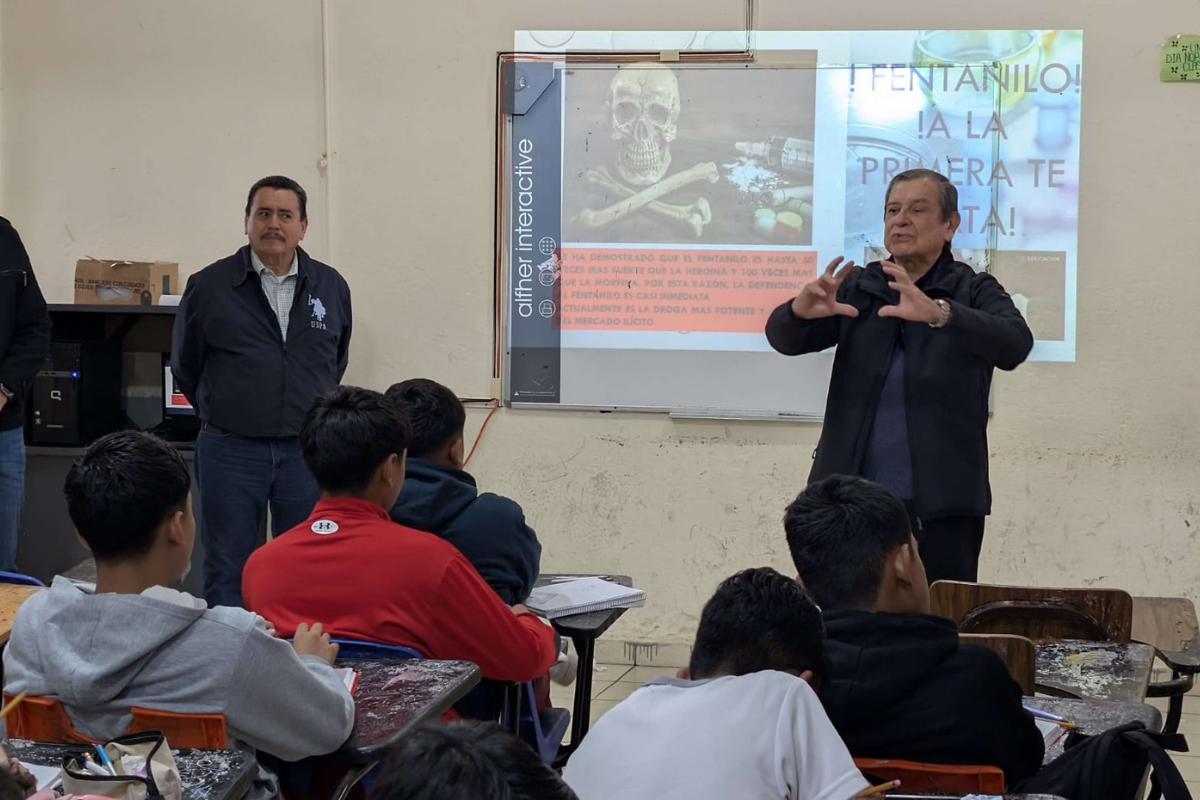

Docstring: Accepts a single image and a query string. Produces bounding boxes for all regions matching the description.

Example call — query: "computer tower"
[29,341,122,446]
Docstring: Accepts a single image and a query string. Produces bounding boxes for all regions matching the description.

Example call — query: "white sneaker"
[549,645,579,687]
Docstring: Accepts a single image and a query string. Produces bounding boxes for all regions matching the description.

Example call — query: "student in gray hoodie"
[3,431,355,764]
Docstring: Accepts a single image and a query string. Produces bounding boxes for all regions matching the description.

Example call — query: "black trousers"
[905,503,985,584]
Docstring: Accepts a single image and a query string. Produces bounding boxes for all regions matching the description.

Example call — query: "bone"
[587,167,712,237]
[578,161,720,229]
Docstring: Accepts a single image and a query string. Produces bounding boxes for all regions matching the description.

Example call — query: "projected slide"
[506,30,1082,407]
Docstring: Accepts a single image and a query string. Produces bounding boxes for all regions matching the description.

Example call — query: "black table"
[1035,640,1155,704]
[1024,696,1162,764]
[1,738,256,800]
[328,657,481,800]
[536,573,635,761]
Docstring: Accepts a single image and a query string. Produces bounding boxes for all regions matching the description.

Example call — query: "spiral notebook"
[526,577,645,620]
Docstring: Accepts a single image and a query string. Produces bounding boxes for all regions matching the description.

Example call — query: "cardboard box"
[74,259,180,306]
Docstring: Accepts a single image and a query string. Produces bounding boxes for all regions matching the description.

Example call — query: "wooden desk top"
[338,658,481,761]
[1036,640,1155,704]
[0,584,45,645]
[2,738,255,800]
[1025,696,1162,764]
[1133,595,1200,671]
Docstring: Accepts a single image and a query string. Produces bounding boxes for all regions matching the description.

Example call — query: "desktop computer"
[159,359,200,441]
[29,341,122,446]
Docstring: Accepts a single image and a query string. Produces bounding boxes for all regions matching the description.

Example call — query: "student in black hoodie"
[784,474,1044,789]
[385,378,541,606]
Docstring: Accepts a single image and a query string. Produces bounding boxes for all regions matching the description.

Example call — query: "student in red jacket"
[242,386,557,685]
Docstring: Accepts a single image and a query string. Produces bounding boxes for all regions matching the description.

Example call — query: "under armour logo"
[311,519,339,535]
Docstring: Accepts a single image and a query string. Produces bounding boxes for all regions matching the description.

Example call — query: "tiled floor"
[548,662,679,742]
[557,662,1200,796]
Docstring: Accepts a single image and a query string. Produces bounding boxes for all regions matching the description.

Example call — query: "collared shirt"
[250,250,299,340]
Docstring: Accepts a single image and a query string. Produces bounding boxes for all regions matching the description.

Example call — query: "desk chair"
[3,693,227,749]
[930,580,1133,643]
[959,633,1037,696]
[0,571,45,587]
[853,757,1005,794]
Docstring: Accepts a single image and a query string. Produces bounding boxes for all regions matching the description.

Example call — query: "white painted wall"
[3,0,1197,649]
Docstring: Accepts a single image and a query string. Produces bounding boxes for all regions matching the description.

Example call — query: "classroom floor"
[548,662,678,738]
[558,662,1200,796]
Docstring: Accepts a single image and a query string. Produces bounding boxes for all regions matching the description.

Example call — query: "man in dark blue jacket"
[0,217,51,572]
[385,379,540,606]
[172,176,352,607]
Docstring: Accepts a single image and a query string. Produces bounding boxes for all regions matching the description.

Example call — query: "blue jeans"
[0,428,24,573]
[194,426,319,608]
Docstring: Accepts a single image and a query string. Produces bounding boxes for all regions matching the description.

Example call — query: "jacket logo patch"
[309,295,328,330]
[311,519,339,535]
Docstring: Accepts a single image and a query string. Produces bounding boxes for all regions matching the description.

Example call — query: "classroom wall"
[3,0,1197,652]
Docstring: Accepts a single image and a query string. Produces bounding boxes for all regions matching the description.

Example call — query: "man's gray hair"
[884,168,958,222]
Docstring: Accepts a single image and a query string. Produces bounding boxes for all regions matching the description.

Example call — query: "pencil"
[856,780,900,797]
[0,692,27,720]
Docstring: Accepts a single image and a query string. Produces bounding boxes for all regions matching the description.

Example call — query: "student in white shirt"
[563,567,868,800]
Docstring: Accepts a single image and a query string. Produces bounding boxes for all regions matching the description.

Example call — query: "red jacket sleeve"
[428,553,558,682]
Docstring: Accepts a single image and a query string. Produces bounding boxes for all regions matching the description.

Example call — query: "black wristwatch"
[0,384,13,400]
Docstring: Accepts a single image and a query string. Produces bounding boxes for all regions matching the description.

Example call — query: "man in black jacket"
[784,474,1044,789]
[0,218,51,572]
[172,176,352,607]
[766,169,1032,582]
[385,378,541,606]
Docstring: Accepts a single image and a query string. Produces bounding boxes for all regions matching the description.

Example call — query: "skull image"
[607,63,681,186]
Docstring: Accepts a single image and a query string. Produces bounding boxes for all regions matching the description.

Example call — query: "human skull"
[607,63,681,186]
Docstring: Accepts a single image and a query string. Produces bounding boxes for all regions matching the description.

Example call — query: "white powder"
[723,156,787,196]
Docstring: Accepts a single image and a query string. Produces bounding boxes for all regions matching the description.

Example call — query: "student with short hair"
[242,387,557,686]
[367,721,577,800]
[385,378,540,607]
[563,567,868,800]
[784,474,1044,788]
[3,431,354,764]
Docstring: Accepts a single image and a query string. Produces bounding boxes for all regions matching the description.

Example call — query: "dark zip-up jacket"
[0,217,52,432]
[765,249,1032,519]
[171,245,351,439]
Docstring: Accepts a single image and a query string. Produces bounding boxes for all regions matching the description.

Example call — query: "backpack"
[1016,721,1191,800]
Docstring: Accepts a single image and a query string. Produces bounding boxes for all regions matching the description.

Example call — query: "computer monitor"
[163,363,195,417]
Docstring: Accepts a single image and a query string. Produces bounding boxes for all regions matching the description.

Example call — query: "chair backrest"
[329,637,424,661]
[930,580,1133,643]
[853,757,1005,793]
[0,571,45,587]
[4,694,227,749]
[959,633,1037,695]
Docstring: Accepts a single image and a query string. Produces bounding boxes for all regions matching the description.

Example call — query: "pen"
[856,780,900,797]
[95,745,117,776]
[1025,705,1078,729]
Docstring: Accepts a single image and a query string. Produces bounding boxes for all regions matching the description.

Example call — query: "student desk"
[0,738,257,800]
[1024,696,1162,764]
[536,573,635,758]
[0,584,44,646]
[1133,596,1200,732]
[329,657,481,800]
[1035,641,1155,704]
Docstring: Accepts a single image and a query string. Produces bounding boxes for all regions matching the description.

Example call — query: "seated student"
[783,474,1044,787]
[385,378,540,607]
[367,721,577,800]
[563,567,868,800]
[2,432,354,764]
[242,386,557,687]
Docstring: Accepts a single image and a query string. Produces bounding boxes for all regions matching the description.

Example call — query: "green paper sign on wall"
[1161,36,1200,82]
